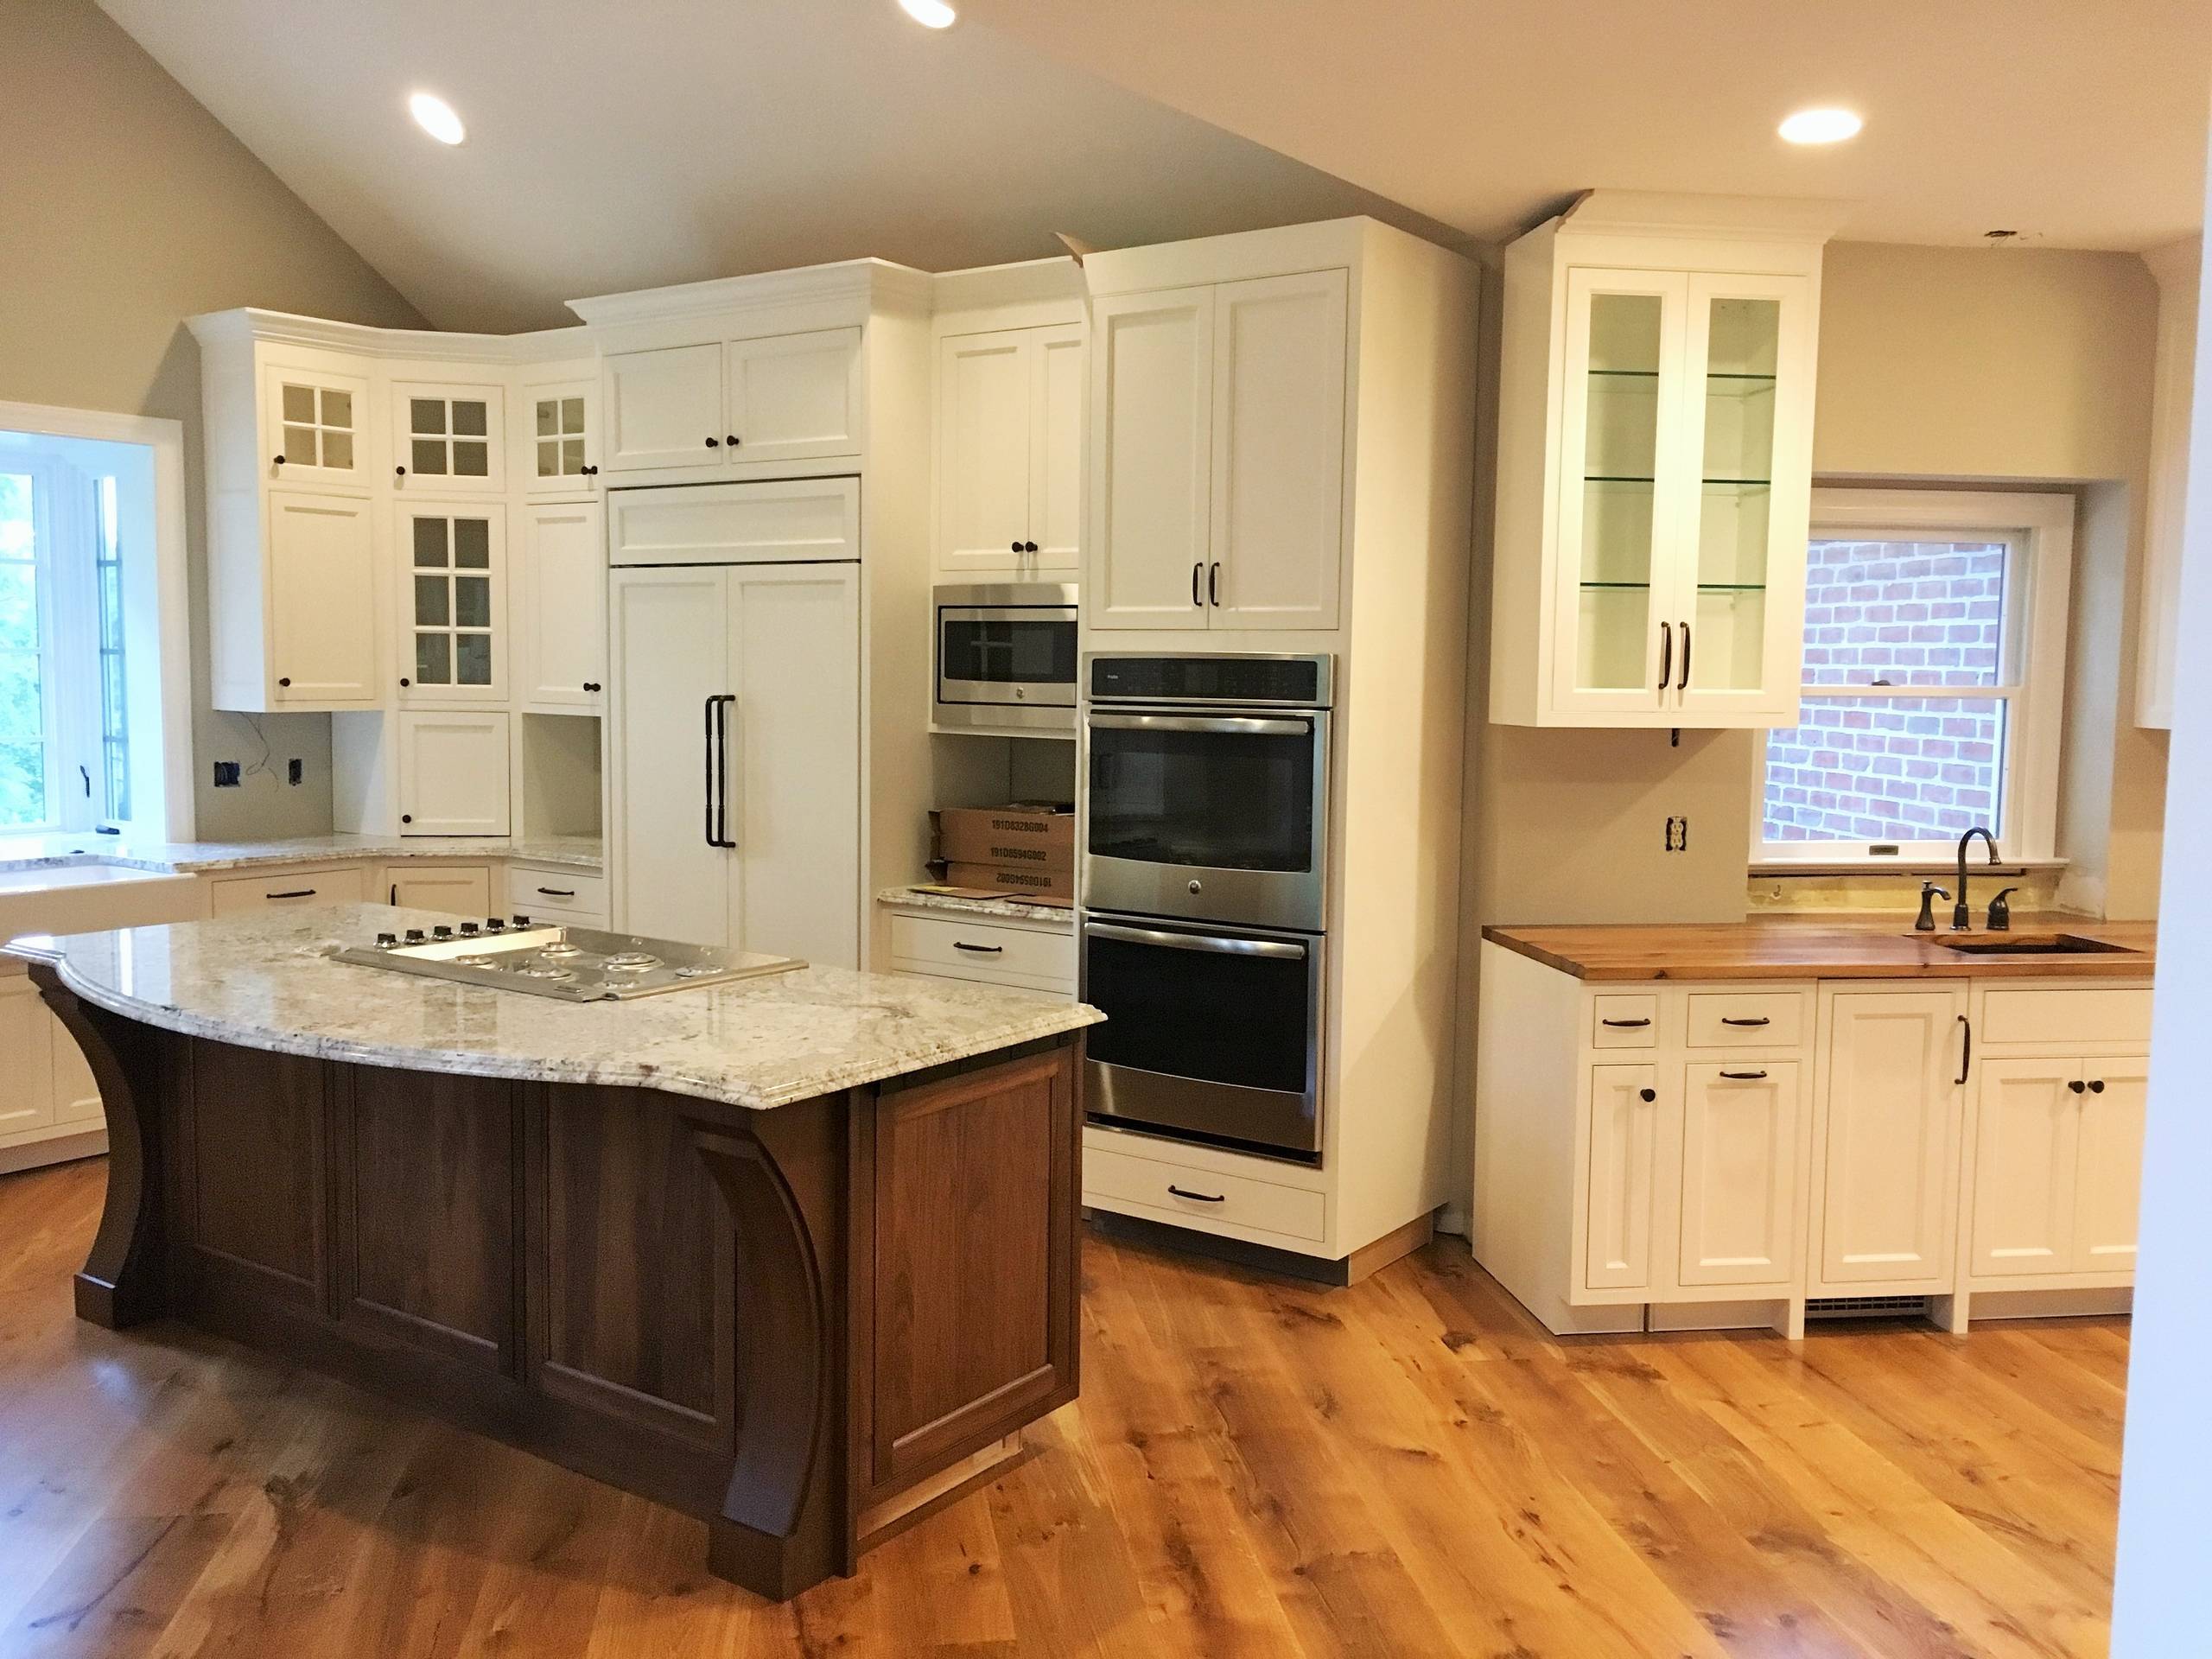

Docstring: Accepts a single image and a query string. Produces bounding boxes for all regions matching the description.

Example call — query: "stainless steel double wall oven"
[1080,654,1332,1163]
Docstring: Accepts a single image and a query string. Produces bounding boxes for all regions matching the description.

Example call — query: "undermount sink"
[1925,933,2139,957]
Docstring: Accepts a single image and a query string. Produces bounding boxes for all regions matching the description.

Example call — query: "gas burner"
[334,924,803,1001]
[673,964,721,980]
[537,941,586,959]
[602,951,663,971]
[451,954,493,969]
[510,963,576,982]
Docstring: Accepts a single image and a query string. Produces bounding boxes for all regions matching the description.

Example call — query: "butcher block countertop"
[1482,917,2157,982]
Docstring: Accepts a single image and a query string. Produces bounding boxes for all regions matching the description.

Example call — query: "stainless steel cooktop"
[332,919,804,1001]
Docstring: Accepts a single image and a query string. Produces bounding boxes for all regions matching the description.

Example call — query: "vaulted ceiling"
[101,0,2210,335]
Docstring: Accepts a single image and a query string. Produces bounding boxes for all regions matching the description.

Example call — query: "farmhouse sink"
[0,861,200,943]
[1926,932,2140,957]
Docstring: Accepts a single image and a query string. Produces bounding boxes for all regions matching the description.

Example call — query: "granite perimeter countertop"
[9,905,1099,1112]
[1482,917,2156,982]
[876,887,1076,927]
[0,832,603,877]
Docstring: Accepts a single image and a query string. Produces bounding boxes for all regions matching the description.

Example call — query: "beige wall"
[0,0,423,839]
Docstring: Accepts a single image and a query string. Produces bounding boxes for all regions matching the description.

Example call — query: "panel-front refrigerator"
[606,492,861,969]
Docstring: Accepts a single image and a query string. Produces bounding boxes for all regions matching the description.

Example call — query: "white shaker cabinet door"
[397,713,510,836]
[724,327,863,466]
[602,344,725,473]
[725,563,861,970]
[2071,1057,2147,1273]
[1677,1060,1802,1288]
[608,566,732,944]
[266,490,378,707]
[1584,1063,1659,1291]
[1207,270,1347,630]
[1087,288,1213,631]
[1968,1058,2080,1279]
[1028,323,1085,572]
[518,500,606,710]
[937,330,1035,573]
[1817,987,1967,1287]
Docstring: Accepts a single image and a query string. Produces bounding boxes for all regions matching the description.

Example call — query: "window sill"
[1751,856,2069,878]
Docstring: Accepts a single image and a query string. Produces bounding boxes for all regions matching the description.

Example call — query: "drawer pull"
[267,888,317,900]
[536,887,577,899]
[952,941,1004,955]
[1167,1185,1225,1204]
[1601,1017,1651,1028]
[1720,1016,1770,1027]
[1719,1069,1769,1081]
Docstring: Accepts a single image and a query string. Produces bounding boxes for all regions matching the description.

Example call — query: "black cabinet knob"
[1011,541,1022,554]
[725,434,741,447]
[582,681,601,693]
[1638,1088,1656,1103]
[399,677,411,688]
[2088,1079,2107,1094]
[2068,1079,2087,1094]
[276,676,291,687]
[582,464,598,476]
[1023,541,1039,554]
[400,813,413,824]
[272,454,286,467]
[395,465,407,477]
[704,435,720,448]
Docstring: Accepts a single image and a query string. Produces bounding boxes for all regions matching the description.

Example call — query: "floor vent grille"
[1806,1294,1933,1321]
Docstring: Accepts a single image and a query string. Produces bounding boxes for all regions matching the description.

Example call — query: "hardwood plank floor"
[0,1159,2125,1657]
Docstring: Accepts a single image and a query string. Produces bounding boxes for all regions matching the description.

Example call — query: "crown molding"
[183,307,586,365]
[1560,189,1856,245]
[565,257,933,327]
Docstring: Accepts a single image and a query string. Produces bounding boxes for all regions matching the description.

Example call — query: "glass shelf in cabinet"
[1702,478,1772,487]
[1695,582,1767,592]
[1586,474,1658,484]
[1580,581,1653,590]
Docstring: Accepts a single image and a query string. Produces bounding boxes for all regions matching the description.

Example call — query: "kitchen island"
[12,905,1101,1603]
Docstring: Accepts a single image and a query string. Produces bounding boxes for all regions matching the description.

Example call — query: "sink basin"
[1926,933,2139,957]
[0,861,200,943]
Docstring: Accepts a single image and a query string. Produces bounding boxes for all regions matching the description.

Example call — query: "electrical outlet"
[288,758,303,785]
[1663,815,1689,853]
[213,761,241,788]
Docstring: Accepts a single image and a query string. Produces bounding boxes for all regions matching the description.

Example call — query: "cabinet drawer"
[1686,991,1806,1048]
[608,478,859,567]
[1084,1143,1326,1242]
[888,913,1074,988]
[510,865,607,921]
[207,865,370,915]
[1980,986,2153,1049]
[1591,994,1659,1048]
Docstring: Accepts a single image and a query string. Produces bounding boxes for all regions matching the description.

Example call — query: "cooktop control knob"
[458,922,480,936]
[484,917,505,931]
[432,925,454,940]
[404,929,426,944]
[375,932,397,948]
[512,914,531,927]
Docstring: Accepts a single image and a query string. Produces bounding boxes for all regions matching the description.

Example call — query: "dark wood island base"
[37,967,1083,1605]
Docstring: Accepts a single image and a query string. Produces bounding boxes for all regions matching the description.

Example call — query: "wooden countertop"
[1482,918,2157,982]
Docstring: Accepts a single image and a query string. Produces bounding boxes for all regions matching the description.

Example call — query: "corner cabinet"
[1489,192,1843,728]
[1085,269,1347,632]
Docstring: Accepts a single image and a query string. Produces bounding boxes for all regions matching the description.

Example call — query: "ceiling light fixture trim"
[897,0,957,28]
[409,91,467,145]
[1778,107,1863,145]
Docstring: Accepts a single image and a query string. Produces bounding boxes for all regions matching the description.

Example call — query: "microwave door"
[937,608,1077,708]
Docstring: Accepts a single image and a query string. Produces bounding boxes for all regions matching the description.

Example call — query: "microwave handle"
[1084,921,1307,962]
[1084,713,1311,738]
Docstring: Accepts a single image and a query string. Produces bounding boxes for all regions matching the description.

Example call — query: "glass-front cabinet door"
[264,363,370,492]
[1550,269,1689,716]
[1673,273,1812,723]
[399,505,505,703]
[391,380,506,494]
[522,379,596,493]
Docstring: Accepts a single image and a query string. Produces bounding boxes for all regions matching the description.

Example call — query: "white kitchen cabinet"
[264,361,371,492]
[206,864,372,915]
[1584,1063,1659,1290]
[266,490,379,708]
[2073,1058,2148,1271]
[883,909,1075,995]
[0,975,55,1141]
[517,500,606,711]
[1677,1059,1802,1288]
[1489,194,1840,728]
[507,863,608,926]
[391,378,505,494]
[397,503,505,704]
[1815,985,1967,1290]
[1967,1054,2147,1282]
[518,375,599,494]
[397,712,511,836]
[935,322,1084,575]
[1087,273,1348,632]
[608,562,860,967]
[382,863,493,916]
[601,328,862,476]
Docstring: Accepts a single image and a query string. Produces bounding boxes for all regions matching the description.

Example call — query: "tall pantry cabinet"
[1487,192,1847,728]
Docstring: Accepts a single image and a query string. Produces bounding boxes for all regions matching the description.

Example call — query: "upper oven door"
[1083,708,1329,931]
[935,599,1078,722]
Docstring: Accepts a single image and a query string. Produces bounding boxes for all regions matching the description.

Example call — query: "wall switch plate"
[213,761,241,787]
[288,759,303,785]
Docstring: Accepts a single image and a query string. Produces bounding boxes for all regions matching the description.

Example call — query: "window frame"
[1751,486,2075,868]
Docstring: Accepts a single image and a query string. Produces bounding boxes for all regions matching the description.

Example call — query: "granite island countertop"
[0,831,603,877]
[10,904,1101,1111]
[1482,917,2156,981]
[875,886,1075,927]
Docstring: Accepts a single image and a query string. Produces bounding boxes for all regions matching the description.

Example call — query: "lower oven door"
[1080,917,1322,1161]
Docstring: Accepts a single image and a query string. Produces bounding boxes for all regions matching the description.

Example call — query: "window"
[0,454,139,832]
[1755,488,2074,865]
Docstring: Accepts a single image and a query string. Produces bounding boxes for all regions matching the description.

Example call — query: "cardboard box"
[938,861,1074,904]
[931,804,1074,872]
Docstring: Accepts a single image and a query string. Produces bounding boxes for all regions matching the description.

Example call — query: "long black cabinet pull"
[1657,622,1673,691]
[1208,563,1221,606]
[1719,1069,1769,1081]
[1601,1017,1651,1028]
[1167,1185,1225,1204]
[267,888,316,900]
[536,887,576,899]
[1956,1014,1973,1086]
[951,941,1004,955]
[1192,562,1203,607]
[1720,1016,1770,1027]
[1678,620,1694,690]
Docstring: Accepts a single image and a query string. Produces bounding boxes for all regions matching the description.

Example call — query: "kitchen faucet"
[1953,826,1999,930]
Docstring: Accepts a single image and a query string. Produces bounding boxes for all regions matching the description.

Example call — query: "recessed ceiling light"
[408,92,466,146]
[1778,107,1862,145]
[897,0,957,28]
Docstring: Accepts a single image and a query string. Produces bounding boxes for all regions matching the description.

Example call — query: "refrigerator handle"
[706,694,737,849]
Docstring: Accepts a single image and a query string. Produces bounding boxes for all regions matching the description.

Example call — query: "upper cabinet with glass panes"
[1487,192,1847,729]
[391,378,506,494]
[516,374,599,495]
[264,361,372,492]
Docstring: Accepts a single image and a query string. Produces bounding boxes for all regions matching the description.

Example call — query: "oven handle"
[1084,713,1311,738]
[1084,921,1308,962]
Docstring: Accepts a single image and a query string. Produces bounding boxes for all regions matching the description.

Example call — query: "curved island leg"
[32,974,168,1329]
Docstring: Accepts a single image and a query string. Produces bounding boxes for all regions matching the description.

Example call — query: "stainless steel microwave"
[933,582,1078,734]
